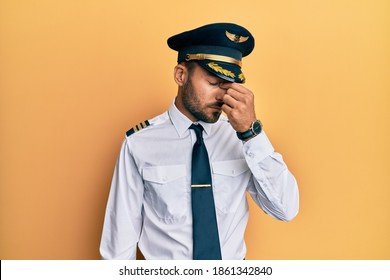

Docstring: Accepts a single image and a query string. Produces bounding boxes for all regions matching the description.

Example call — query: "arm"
[243,132,299,221]
[100,139,144,259]
[221,82,299,221]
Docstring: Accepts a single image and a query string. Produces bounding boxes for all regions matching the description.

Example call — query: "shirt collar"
[168,99,214,137]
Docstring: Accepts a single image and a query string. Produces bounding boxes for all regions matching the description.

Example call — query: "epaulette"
[126,120,150,137]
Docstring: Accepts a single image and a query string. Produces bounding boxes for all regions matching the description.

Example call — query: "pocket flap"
[212,159,249,177]
[143,165,186,184]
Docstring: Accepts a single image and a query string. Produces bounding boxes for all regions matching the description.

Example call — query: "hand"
[220,83,257,132]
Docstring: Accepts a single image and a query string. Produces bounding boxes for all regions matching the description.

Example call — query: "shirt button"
[247,152,254,158]
[162,176,168,182]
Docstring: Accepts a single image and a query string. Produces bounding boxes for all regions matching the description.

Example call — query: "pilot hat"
[167,23,255,83]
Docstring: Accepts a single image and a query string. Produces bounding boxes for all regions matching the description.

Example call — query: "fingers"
[219,82,252,98]
[219,82,257,132]
[220,82,254,108]
[221,103,233,115]
[222,93,238,109]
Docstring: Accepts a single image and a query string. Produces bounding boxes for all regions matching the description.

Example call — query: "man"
[100,23,299,260]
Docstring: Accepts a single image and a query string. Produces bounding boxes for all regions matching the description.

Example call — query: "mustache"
[209,101,224,108]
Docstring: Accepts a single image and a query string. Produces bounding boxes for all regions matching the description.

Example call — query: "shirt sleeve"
[243,132,299,221]
[100,138,144,259]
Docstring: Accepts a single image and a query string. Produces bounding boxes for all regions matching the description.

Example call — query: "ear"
[173,64,188,86]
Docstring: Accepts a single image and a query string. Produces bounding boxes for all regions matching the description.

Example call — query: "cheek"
[191,84,209,101]
[191,79,221,102]
[199,83,220,97]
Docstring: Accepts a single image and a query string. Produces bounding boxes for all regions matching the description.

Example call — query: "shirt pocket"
[212,159,250,214]
[142,164,189,223]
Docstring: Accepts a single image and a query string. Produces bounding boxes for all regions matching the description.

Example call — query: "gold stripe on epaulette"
[126,120,150,137]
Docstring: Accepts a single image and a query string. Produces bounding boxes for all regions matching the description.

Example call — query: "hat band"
[185,53,242,67]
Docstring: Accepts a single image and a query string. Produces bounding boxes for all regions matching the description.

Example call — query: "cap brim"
[197,60,246,83]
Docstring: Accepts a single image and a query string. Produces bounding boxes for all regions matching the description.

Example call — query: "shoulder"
[126,120,151,137]
[125,111,170,138]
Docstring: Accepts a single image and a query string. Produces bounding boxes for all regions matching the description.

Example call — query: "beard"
[181,77,222,123]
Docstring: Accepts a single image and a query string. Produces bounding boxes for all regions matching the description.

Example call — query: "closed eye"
[208,81,224,87]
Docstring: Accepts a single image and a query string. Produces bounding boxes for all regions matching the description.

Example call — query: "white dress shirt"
[100,100,299,260]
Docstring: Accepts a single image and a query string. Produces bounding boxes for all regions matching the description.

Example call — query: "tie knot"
[190,123,204,141]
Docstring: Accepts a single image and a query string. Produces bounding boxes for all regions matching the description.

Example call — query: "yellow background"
[1,0,389,259]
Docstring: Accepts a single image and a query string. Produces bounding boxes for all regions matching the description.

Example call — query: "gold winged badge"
[225,30,249,43]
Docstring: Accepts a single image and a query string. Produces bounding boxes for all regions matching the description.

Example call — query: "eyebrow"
[204,71,224,82]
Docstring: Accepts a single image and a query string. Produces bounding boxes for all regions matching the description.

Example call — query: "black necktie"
[189,123,222,260]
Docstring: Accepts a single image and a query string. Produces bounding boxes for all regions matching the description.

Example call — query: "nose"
[215,87,226,101]
[215,82,228,100]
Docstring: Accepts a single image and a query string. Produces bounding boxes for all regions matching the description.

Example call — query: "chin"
[204,112,221,123]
